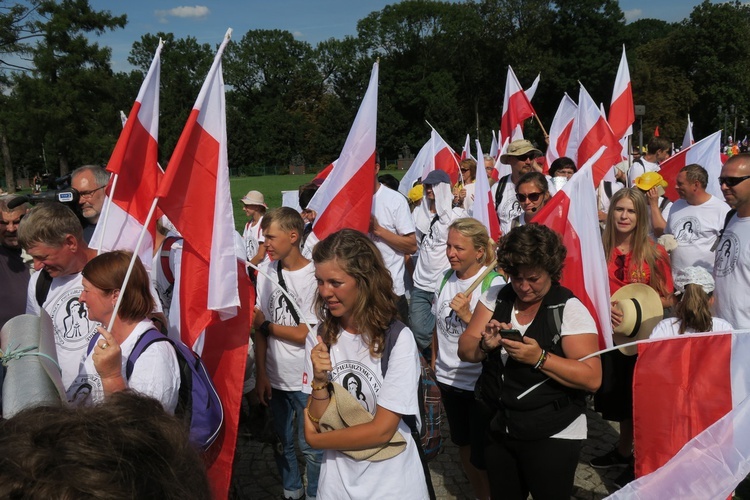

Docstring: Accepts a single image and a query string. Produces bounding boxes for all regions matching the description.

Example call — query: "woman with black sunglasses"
[590,187,673,488]
[511,172,551,228]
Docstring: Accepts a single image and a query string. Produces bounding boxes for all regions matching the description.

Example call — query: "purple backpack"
[88,329,223,450]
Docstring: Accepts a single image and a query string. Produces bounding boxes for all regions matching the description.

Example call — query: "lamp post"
[634,105,646,154]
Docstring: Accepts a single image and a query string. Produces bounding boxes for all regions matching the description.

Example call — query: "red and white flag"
[461,133,472,161]
[422,127,461,185]
[608,332,750,499]
[489,130,499,159]
[681,115,695,150]
[312,159,337,183]
[92,40,164,268]
[658,130,722,201]
[473,139,500,241]
[576,83,622,186]
[398,136,431,196]
[307,61,379,242]
[545,93,578,166]
[501,66,538,142]
[534,148,613,348]
[609,45,635,141]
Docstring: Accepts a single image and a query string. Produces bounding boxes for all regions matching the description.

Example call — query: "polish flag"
[473,140,500,241]
[489,130,499,159]
[608,332,750,499]
[312,159,337,183]
[609,45,635,141]
[461,133,472,160]
[533,148,613,348]
[658,130,722,201]
[654,125,660,137]
[92,40,164,268]
[398,136,432,196]
[576,83,623,186]
[501,66,538,142]
[681,115,694,150]
[545,93,578,166]
[307,62,379,242]
[422,127,461,185]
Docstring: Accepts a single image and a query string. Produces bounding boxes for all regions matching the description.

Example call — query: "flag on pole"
[533,148,613,348]
[658,131,723,201]
[423,127,461,185]
[576,83,622,186]
[489,130,499,159]
[461,133,472,160]
[681,115,694,150]
[609,45,635,141]
[473,140,500,241]
[545,93,578,166]
[398,137,431,196]
[307,61,379,242]
[312,159,337,184]
[525,73,541,102]
[606,331,750,500]
[654,125,660,137]
[91,40,164,269]
[501,66,537,143]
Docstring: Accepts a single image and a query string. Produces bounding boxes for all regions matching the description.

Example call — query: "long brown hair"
[312,229,398,357]
[675,284,712,334]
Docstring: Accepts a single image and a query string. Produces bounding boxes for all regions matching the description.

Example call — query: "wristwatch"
[259,320,272,338]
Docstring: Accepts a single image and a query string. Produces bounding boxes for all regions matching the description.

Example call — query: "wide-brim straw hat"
[611,284,664,356]
[241,190,267,207]
[500,139,542,164]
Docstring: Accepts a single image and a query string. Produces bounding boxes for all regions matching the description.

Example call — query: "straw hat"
[611,284,664,356]
[240,190,267,207]
[500,139,542,164]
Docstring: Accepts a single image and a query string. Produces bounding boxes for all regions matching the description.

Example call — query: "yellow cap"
[634,171,667,191]
[407,185,424,202]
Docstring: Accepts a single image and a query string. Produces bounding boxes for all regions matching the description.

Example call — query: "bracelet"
[311,380,329,391]
[533,349,548,371]
[306,409,321,423]
[478,337,498,355]
[310,392,330,401]
[259,320,272,338]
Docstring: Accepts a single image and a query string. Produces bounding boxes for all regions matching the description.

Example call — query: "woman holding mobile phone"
[458,224,601,500]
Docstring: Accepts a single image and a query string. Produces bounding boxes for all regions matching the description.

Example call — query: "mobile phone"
[500,329,523,342]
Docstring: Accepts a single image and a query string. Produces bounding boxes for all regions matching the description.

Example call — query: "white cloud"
[293,31,304,38]
[623,8,643,23]
[155,5,210,23]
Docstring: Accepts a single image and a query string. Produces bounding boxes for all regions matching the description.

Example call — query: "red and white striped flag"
[576,83,622,186]
[545,93,578,166]
[658,130,722,201]
[608,332,750,499]
[423,127,461,185]
[473,139,500,241]
[609,45,635,141]
[533,148,613,348]
[461,133,472,161]
[398,136,431,196]
[501,66,538,142]
[92,40,164,268]
[312,159,337,184]
[489,130,499,159]
[681,115,695,150]
[307,61,379,242]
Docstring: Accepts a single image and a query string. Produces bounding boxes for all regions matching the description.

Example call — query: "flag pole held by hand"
[464,259,498,296]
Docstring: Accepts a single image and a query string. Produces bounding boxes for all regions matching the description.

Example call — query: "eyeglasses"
[78,185,106,198]
[460,168,470,173]
[516,192,543,203]
[718,175,750,187]
[515,153,536,162]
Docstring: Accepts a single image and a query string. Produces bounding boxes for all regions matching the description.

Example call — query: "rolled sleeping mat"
[1,311,66,418]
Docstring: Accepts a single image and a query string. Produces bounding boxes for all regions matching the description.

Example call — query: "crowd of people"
[0,136,748,498]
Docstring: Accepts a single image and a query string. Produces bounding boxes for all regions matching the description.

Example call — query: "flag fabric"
[658,131,723,201]
[494,137,512,180]
[156,30,239,347]
[472,140,501,241]
[545,93,578,166]
[461,133,472,161]
[681,115,694,150]
[398,137,432,196]
[501,66,537,142]
[654,126,660,137]
[609,45,635,141]
[489,130,499,159]
[307,61,379,242]
[533,148,613,348]
[91,40,164,269]
[428,127,461,185]
[606,331,750,499]
[576,84,623,187]
[525,73,541,102]
[312,159,337,183]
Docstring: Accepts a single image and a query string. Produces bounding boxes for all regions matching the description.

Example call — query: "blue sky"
[90,0,712,72]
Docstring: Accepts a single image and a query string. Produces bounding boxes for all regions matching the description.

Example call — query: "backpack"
[710,208,738,252]
[380,320,440,500]
[437,269,500,297]
[493,174,511,211]
[88,329,223,451]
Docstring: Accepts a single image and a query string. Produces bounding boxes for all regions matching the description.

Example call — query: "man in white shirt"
[666,164,730,274]
[627,137,670,187]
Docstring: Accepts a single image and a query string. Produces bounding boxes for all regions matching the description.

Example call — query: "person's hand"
[253,308,266,329]
[646,187,660,206]
[311,335,332,385]
[92,326,122,381]
[501,334,542,366]
[458,188,467,202]
[449,292,472,323]
[611,300,624,328]
[532,160,544,173]
[255,373,272,406]
[481,320,503,351]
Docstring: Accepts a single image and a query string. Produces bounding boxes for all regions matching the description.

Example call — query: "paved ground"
[229,400,630,499]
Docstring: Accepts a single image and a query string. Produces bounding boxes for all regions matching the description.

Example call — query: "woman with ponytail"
[650,267,733,338]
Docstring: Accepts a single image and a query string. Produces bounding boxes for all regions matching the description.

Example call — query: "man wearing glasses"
[71,165,110,243]
[713,154,750,329]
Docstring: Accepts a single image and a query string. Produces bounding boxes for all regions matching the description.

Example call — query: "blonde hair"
[448,218,495,266]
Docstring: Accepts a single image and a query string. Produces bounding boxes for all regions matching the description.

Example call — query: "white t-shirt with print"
[666,195,731,273]
[256,260,317,390]
[650,317,733,339]
[243,216,265,262]
[714,215,750,329]
[66,319,180,413]
[302,324,429,500]
[628,158,659,186]
[433,267,506,391]
[412,208,464,292]
[371,185,416,297]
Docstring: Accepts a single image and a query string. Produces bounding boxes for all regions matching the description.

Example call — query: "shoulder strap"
[711,208,738,252]
[603,181,613,199]
[437,270,454,296]
[276,261,301,325]
[35,268,53,308]
[160,236,182,285]
[494,174,510,210]
[380,319,405,378]
[659,196,670,212]
[86,332,101,356]
[125,329,171,380]
[481,271,501,294]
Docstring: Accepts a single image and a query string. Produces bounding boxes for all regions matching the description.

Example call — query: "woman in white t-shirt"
[651,266,733,339]
[302,229,429,499]
[432,218,504,499]
[69,251,179,413]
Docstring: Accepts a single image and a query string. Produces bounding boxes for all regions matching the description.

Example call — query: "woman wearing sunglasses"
[512,172,551,228]
[453,158,477,213]
[590,188,673,488]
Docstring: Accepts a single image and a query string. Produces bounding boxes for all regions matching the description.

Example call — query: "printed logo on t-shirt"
[673,216,700,244]
[500,197,522,226]
[49,288,99,351]
[66,373,100,405]
[437,300,465,338]
[331,361,381,416]
[714,233,740,277]
[267,289,299,326]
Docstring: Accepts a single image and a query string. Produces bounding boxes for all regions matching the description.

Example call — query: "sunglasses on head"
[516,192,543,203]
[719,175,750,187]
